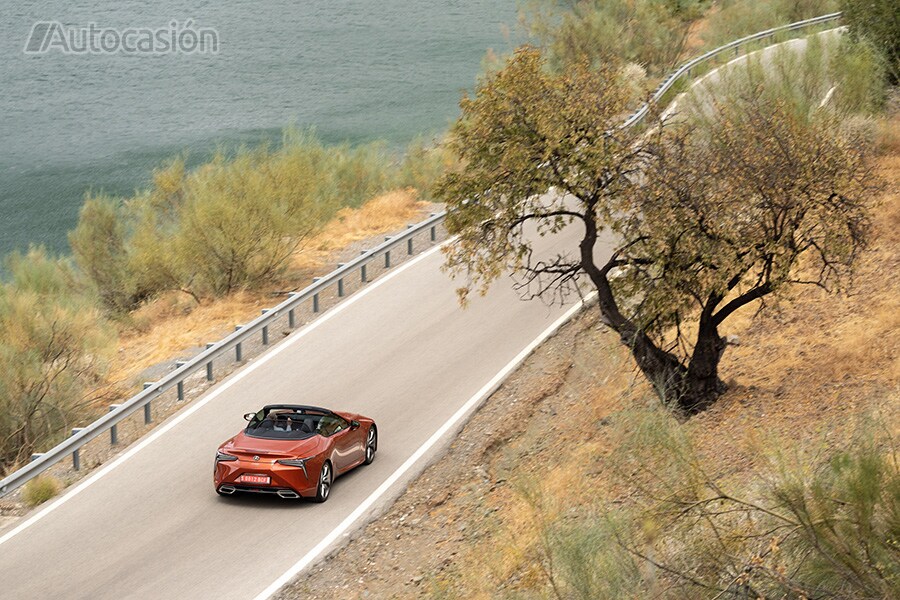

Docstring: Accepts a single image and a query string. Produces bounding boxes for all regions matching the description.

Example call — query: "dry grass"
[105,189,428,388]
[877,113,900,158]
[681,3,719,58]
[291,188,427,271]
[22,476,60,507]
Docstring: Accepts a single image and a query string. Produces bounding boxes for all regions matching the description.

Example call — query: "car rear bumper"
[214,459,317,498]
[216,483,305,499]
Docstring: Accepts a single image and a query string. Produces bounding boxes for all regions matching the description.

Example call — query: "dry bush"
[508,402,900,599]
[876,113,900,156]
[302,189,426,257]
[22,475,61,507]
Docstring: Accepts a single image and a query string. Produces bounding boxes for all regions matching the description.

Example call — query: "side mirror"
[243,412,257,422]
[350,420,360,430]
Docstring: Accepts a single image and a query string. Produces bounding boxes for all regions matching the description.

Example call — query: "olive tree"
[435,48,873,413]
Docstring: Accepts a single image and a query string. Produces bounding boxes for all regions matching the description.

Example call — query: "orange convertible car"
[214,404,377,502]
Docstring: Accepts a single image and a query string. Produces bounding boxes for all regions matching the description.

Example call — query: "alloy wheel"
[364,427,377,465]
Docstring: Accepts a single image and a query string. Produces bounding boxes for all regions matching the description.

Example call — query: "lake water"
[0,0,516,258]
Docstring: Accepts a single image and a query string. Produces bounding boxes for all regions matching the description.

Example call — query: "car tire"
[314,460,332,503]
[364,426,377,465]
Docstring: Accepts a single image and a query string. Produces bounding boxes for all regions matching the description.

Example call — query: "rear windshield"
[244,410,347,440]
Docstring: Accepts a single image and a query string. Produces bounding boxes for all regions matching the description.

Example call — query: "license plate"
[239,474,270,485]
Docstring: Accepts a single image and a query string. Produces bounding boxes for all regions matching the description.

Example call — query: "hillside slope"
[278,114,899,599]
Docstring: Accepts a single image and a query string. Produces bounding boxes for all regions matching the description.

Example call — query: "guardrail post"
[30,453,43,462]
[337,264,345,297]
[234,326,243,361]
[109,405,121,445]
[261,309,270,345]
[430,215,437,242]
[205,343,215,381]
[384,236,392,268]
[361,263,367,283]
[175,361,187,401]
[71,428,84,470]
[407,225,415,255]
[288,292,299,328]
[142,383,153,424]
[312,278,321,313]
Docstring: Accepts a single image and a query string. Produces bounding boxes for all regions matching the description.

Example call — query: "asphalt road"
[0,220,595,600]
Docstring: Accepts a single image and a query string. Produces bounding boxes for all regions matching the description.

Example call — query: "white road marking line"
[0,242,449,548]
[252,291,597,600]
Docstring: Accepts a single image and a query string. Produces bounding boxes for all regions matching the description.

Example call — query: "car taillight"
[276,458,309,478]
[215,451,238,462]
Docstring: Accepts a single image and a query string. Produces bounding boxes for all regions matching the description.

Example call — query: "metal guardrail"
[0,12,843,498]
[621,11,843,128]
[0,212,445,496]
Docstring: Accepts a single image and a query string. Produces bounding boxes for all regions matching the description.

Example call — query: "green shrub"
[604,405,900,599]
[398,136,456,202]
[831,37,888,114]
[841,0,900,83]
[0,249,113,472]
[70,129,431,304]
[22,476,61,507]
[767,441,900,597]
[702,0,841,49]
[505,403,900,599]
[69,193,162,312]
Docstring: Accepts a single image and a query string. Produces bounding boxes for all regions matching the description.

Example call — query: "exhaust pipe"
[277,490,300,499]
[218,485,236,495]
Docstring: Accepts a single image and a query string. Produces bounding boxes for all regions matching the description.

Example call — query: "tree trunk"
[593,306,727,415]
[614,318,689,403]
[681,321,728,413]
[580,215,726,414]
